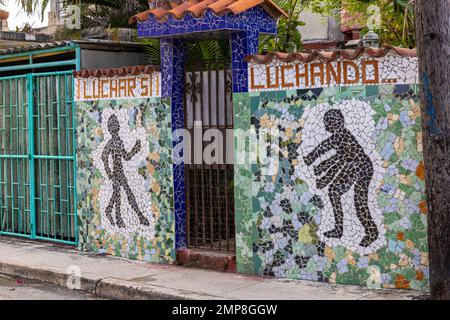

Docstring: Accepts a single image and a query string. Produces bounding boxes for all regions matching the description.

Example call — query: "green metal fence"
[0,71,77,245]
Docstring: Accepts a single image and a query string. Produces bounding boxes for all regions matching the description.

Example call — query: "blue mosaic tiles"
[136,1,284,250]
[231,30,259,93]
[149,5,277,248]
[161,38,188,249]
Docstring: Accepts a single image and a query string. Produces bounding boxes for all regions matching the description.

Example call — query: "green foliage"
[138,38,230,66]
[139,39,161,66]
[17,0,416,59]
[53,1,149,43]
[185,38,230,63]
[62,0,148,28]
[260,0,344,53]
[260,0,305,53]
[323,0,416,48]
[18,0,148,26]
[18,0,50,21]
[370,0,416,48]
[264,0,416,50]
[20,0,229,64]
[307,0,342,14]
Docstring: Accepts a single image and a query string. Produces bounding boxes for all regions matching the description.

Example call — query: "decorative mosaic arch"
[132,0,285,249]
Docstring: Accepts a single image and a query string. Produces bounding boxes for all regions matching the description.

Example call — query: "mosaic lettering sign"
[248,53,418,92]
[75,74,161,101]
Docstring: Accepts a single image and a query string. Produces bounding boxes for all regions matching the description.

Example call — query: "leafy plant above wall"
[306,0,416,48]
[18,0,148,26]
[18,0,416,53]
[139,38,231,66]
[17,0,231,65]
[341,0,416,48]
[260,0,341,53]
[260,0,306,53]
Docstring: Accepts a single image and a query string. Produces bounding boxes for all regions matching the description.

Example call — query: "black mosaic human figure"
[304,109,379,247]
[102,114,149,228]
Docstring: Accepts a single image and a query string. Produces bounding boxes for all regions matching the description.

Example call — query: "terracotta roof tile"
[73,65,159,78]
[149,8,171,20]
[208,0,236,14]
[130,0,288,23]
[227,0,264,15]
[188,0,217,17]
[245,46,417,63]
[171,0,199,19]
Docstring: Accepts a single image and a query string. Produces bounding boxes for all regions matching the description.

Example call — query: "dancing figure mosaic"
[234,84,428,290]
[298,100,386,255]
[304,109,378,247]
[94,109,153,238]
[76,96,175,263]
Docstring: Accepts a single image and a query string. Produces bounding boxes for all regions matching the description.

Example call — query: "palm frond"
[17,0,50,21]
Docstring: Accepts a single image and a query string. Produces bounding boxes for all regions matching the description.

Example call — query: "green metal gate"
[0,71,77,245]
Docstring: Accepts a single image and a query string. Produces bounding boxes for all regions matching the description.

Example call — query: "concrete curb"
[0,239,427,300]
[95,278,225,300]
[0,261,223,300]
[0,261,95,290]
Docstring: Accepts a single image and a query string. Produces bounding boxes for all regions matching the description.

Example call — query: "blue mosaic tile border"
[137,6,277,38]
[142,5,278,248]
[231,30,259,93]
[161,38,188,249]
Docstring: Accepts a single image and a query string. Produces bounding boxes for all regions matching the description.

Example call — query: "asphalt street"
[0,273,98,300]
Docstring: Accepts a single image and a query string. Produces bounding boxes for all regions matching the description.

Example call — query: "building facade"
[0,1,429,291]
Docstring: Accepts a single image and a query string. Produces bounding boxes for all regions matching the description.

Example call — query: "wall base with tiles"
[234,85,429,290]
[76,97,176,263]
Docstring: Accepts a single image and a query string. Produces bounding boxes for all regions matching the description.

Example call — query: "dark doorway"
[184,59,235,252]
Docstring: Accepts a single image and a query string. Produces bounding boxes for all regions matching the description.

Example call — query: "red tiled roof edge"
[245,46,417,64]
[130,0,288,24]
[73,65,160,78]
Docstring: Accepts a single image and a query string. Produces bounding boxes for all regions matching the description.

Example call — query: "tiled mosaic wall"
[76,97,175,263]
[234,85,429,290]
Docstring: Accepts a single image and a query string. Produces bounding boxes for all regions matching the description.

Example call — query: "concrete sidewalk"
[0,237,426,300]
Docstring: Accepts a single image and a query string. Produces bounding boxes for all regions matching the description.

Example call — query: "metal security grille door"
[0,76,32,237]
[33,72,77,244]
[184,60,235,252]
[0,71,77,245]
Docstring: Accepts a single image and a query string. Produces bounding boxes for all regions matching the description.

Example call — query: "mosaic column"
[160,38,187,249]
[231,30,260,93]
[231,30,259,274]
